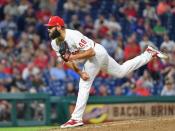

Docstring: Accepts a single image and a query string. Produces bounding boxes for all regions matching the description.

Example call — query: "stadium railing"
[0,93,175,126]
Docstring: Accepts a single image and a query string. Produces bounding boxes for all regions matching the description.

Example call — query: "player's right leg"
[60,44,109,128]
[106,46,167,78]
[60,59,101,128]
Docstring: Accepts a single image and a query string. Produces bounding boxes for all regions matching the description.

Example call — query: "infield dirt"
[43,116,175,131]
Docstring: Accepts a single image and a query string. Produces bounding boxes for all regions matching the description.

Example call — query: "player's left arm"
[69,47,95,61]
[64,61,90,80]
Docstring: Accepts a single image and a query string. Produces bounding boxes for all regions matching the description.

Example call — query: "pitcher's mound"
[45,116,175,131]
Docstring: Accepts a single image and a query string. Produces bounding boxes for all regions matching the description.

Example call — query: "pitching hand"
[80,72,90,81]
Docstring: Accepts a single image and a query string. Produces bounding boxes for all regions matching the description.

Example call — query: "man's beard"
[49,29,61,39]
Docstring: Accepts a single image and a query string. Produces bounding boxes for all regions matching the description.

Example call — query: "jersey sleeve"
[73,30,92,51]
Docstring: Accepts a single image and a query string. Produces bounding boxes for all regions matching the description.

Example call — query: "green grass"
[0,126,54,131]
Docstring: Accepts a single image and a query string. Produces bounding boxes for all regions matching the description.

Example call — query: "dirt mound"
[45,116,175,131]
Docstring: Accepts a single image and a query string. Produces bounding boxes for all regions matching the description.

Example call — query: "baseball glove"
[59,41,71,62]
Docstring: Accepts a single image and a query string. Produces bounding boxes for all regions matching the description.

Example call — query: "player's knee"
[117,73,126,78]
[112,72,126,78]
[118,70,128,78]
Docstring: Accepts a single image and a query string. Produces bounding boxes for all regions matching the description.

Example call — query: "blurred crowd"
[0,0,175,122]
[0,0,175,102]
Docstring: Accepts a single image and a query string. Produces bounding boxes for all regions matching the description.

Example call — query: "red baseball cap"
[45,16,65,27]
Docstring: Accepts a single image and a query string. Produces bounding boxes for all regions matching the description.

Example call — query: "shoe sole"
[148,46,168,59]
[157,52,168,59]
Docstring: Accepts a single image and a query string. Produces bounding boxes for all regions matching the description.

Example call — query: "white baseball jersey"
[50,28,152,121]
[51,29,95,61]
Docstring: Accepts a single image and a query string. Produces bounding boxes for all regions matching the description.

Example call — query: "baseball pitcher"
[45,16,168,128]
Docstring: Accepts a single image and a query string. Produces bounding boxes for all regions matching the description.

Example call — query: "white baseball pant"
[71,44,152,120]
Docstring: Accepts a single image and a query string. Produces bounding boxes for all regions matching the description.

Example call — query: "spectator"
[107,15,122,33]
[0,32,7,47]
[97,70,110,79]
[82,14,94,38]
[121,15,137,37]
[97,21,109,38]
[0,14,17,35]
[114,34,124,63]
[147,58,163,80]
[120,72,136,96]
[143,22,155,40]
[66,82,77,96]
[98,84,109,96]
[63,0,78,13]
[69,14,81,30]
[101,31,117,57]
[139,34,155,52]
[136,69,154,89]
[4,0,18,17]
[17,0,30,15]
[153,19,167,36]
[124,34,141,60]
[143,3,158,22]
[78,0,91,13]
[48,61,66,81]
[11,67,27,92]
[120,1,138,19]
[29,70,46,92]
[157,1,169,15]
[24,5,36,26]
[135,18,145,38]
[161,78,175,96]
[22,62,41,80]
[33,47,49,70]
[134,86,151,96]
[94,14,108,34]
[160,34,175,52]
[114,86,123,96]
[0,60,13,91]
[0,100,11,121]
[168,46,175,66]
